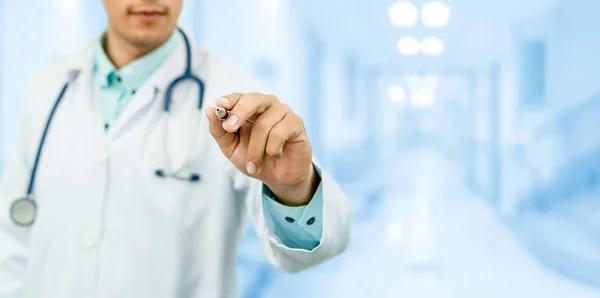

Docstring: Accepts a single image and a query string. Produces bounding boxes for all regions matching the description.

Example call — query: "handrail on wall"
[508,92,600,191]
[532,93,600,141]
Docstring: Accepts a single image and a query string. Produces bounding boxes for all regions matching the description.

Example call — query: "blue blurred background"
[2,0,600,297]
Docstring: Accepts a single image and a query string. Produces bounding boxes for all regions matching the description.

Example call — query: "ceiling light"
[397,37,421,55]
[387,85,407,103]
[421,37,444,56]
[259,0,280,14]
[421,1,450,27]
[411,90,435,107]
[59,0,79,11]
[388,1,419,27]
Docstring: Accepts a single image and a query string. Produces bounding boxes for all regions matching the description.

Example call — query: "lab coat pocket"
[25,230,79,297]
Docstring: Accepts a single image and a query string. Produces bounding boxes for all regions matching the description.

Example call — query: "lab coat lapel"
[77,58,110,147]
[107,34,188,141]
[64,41,109,147]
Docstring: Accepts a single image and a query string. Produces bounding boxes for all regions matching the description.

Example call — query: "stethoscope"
[10,28,205,227]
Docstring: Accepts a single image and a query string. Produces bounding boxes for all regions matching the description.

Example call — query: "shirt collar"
[93,31,179,91]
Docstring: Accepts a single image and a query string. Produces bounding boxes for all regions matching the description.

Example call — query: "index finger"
[215,93,244,109]
[218,93,277,133]
[205,106,237,157]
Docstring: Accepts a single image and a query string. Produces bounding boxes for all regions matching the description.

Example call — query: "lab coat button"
[307,217,316,225]
[285,217,295,223]
[83,235,98,248]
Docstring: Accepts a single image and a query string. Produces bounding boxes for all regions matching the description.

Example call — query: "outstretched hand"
[205,93,318,206]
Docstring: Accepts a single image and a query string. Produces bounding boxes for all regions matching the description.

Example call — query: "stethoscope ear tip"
[155,169,165,177]
[190,174,201,182]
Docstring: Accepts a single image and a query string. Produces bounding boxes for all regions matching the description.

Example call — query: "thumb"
[206,106,237,158]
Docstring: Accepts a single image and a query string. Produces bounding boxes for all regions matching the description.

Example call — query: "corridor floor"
[253,148,600,298]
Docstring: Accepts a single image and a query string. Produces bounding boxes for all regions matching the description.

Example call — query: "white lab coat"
[0,31,351,298]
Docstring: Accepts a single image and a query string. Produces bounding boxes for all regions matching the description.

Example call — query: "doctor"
[0,0,351,297]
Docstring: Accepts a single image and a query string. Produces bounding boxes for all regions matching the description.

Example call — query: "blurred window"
[519,40,546,107]
[346,55,358,115]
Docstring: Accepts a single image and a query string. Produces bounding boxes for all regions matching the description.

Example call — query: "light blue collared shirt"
[94,32,179,128]
[93,31,324,250]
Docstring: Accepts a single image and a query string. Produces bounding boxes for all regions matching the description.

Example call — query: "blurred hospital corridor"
[3,0,600,297]
[246,147,600,298]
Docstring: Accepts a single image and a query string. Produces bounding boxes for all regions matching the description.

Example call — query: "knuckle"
[233,99,251,114]
[267,94,280,103]
[279,102,290,112]
[272,128,287,141]
[266,145,281,158]
[256,119,272,132]
[229,92,243,99]
[241,93,254,101]
[294,113,304,126]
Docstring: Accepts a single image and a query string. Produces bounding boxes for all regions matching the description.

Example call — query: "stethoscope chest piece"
[10,197,37,227]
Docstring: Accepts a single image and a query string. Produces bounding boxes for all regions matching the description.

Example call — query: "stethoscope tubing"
[11,28,204,227]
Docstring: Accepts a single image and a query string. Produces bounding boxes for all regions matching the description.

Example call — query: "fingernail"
[226,114,238,127]
[246,161,256,175]
[216,97,229,106]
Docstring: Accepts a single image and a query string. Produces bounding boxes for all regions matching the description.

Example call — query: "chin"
[129,29,172,48]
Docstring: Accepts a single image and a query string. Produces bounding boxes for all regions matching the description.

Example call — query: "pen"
[215,107,230,121]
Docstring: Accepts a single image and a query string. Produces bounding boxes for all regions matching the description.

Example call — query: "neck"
[104,29,161,68]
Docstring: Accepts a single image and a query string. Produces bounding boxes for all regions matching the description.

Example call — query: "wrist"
[267,164,319,206]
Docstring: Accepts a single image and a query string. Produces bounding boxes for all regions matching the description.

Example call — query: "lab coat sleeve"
[232,161,352,273]
[0,69,47,297]
[0,141,30,298]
